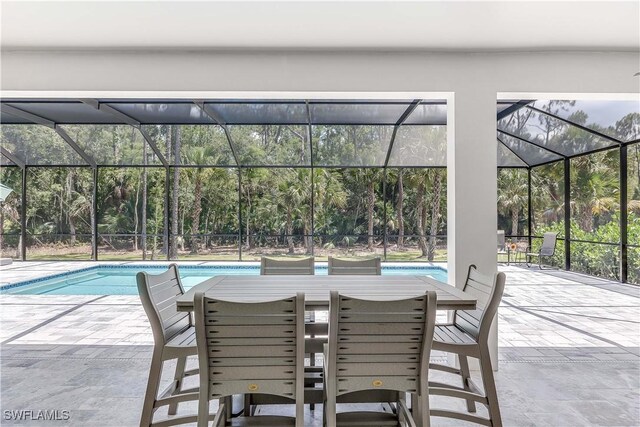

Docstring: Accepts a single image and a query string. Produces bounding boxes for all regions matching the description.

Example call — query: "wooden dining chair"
[324,291,437,427]
[137,264,208,427]
[258,256,320,410]
[260,256,315,275]
[327,257,381,275]
[193,292,306,427]
[429,265,506,427]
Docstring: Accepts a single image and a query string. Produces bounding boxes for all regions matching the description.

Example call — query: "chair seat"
[163,326,197,359]
[227,415,297,426]
[433,324,476,345]
[335,411,400,426]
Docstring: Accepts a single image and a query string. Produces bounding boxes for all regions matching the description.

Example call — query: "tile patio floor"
[0,262,638,426]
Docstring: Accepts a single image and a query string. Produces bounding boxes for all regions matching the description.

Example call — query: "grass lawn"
[24,244,449,262]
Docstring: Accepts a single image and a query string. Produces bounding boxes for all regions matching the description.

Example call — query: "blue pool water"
[1,265,448,295]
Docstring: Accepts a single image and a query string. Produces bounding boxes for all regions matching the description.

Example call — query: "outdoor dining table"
[176,274,477,312]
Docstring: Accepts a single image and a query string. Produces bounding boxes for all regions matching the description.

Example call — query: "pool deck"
[0,262,639,426]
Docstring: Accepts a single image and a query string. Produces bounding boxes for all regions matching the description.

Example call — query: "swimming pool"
[0,264,448,295]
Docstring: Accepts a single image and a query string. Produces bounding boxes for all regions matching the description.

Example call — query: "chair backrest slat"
[328,257,381,275]
[540,232,558,256]
[195,293,305,404]
[260,257,314,275]
[137,264,190,345]
[454,265,506,341]
[327,291,436,397]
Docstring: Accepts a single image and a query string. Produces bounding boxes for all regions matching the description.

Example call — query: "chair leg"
[140,349,163,427]
[309,351,316,411]
[413,393,429,427]
[458,355,476,413]
[197,397,211,427]
[168,356,187,415]
[479,347,502,427]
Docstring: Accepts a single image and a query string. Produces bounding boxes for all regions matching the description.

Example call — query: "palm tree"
[275,169,308,254]
[426,169,444,260]
[497,169,528,237]
[170,125,181,259]
[313,169,347,247]
[349,169,383,251]
[406,169,429,257]
[184,146,218,254]
[571,152,618,232]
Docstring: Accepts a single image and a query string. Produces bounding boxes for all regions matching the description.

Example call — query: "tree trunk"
[190,170,203,254]
[367,180,375,251]
[286,205,294,254]
[304,219,313,255]
[511,206,519,237]
[66,171,77,245]
[180,211,185,251]
[89,176,96,259]
[16,234,22,259]
[170,126,181,259]
[582,206,594,232]
[245,190,253,250]
[427,171,442,261]
[416,177,428,257]
[133,178,139,251]
[396,169,404,249]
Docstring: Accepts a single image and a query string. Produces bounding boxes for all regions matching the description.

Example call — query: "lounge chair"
[526,232,558,269]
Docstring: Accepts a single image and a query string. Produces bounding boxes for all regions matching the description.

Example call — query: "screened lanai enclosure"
[0,99,638,283]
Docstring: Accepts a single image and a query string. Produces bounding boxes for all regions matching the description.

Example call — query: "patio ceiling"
[1,99,638,169]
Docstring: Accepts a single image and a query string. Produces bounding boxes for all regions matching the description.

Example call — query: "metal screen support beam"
[620,145,628,283]
[193,101,240,167]
[498,129,567,160]
[527,105,624,145]
[528,168,533,250]
[238,168,242,261]
[80,99,168,167]
[1,104,97,168]
[497,100,535,121]
[56,127,97,168]
[306,101,315,257]
[384,100,421,168]
[21,166,27,261]
[0,147,25,169]
[497,136,530,166]
[138,127,169,167]
[383,169,388,261]
[92,167,98,260]
[165,167,170,261]
[564,159,571,270]
[1,104,55,127]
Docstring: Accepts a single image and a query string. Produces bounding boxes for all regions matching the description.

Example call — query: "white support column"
[447,89,499,370]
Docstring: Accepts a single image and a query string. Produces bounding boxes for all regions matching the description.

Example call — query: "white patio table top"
[176,275,476,312]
